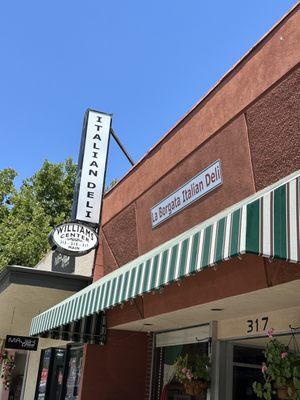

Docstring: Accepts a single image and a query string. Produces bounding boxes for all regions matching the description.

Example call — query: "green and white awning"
[30,171,300,337]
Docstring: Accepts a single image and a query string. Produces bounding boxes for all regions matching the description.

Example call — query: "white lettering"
[151,161,222,228]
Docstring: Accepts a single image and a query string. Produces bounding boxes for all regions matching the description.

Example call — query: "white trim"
[174,241,183,280]
[184,236,193,275]
[289,180,298,262]
[196,230,205,270]
[209,222,218,265]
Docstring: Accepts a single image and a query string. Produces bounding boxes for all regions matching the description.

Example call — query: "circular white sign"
[49,222,98,256]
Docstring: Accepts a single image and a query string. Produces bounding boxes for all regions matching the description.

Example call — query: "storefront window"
[35,347,66,400]
[152,342,209,400]
[232,345,264,400]
[63,346,83,400]
[36,349,52,400]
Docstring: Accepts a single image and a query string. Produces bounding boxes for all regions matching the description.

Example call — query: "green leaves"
[252,382,263,398]
[253,333,300,399]
[263,383,273,400]
[175,353,210,384]
[27,158,77,227]
[0,168,17,221]
[0,158,77,270]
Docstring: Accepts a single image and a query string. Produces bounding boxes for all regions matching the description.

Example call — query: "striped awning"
[38,313,106,345]
[30,171,300,338]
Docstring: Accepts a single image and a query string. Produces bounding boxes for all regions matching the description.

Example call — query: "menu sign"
[151,160,223,228]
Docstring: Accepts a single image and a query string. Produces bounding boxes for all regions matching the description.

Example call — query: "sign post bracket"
[110,128,135,167]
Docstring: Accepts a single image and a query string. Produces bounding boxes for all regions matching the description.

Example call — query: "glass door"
[35,348,52,400]
[232,345,265,400]
[48,348,66,400]
[35,347,67,400]
[63,345,84,400]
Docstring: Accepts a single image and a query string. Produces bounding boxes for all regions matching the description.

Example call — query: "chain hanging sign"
[49,222,98,256]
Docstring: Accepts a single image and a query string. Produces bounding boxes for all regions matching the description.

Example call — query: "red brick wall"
[144,333,154,400]
[79,330,148,400]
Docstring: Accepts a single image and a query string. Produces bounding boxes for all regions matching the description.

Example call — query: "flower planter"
[183,380,208,397]
[252,330,300,400]
[276,386,297,400]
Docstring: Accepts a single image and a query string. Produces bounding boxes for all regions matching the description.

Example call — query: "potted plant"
[252,329,300,400]
[175,353,210,399]
[0,351,15,390]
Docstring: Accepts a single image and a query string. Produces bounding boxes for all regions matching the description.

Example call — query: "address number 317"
[247,316,269,334]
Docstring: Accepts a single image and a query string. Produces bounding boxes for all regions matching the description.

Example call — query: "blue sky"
[0,0,296,187]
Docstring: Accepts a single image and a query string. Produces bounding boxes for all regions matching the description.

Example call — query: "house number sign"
[246,316,269,334]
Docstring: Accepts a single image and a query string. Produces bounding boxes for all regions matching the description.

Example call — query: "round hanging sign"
[49,222,98,257]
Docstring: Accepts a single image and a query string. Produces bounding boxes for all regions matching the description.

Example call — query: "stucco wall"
[102,203,138,272]
[81,9,300,400]
[35,250,94,277]
[96,70,300,276]
[101,5,300,226]
[136,115,255,253]
[246,65,300,190]
[93,7,300,282]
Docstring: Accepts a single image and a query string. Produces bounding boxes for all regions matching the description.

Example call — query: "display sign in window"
[64,346,83,400]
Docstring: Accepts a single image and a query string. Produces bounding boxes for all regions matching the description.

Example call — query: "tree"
[105,178,118,193]
[0,168,17,221]
[0,158,77,270]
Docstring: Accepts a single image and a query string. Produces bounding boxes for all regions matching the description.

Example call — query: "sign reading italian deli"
[151,160,223,228]
[49,222,98,256]
[72,109,112,225]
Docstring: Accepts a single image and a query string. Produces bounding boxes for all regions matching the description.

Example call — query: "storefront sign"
[151,160,222,228]
[49,222,98,257]
[72,110,112,225]
[51,251,75,273]
[5,335,39,351]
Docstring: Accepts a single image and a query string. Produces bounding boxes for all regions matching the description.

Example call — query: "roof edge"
[105,2,300,197]
[0,265,92,295]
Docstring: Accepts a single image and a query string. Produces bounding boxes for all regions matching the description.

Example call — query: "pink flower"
[262,363,268,373]
[186,372,193,381]
[267,328,274,338]
[281,352,288,359]
[182,367,187,373]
